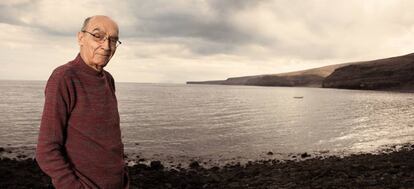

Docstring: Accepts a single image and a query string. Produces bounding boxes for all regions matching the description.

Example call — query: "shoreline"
[0,144,413,188]
[1,142,409,169]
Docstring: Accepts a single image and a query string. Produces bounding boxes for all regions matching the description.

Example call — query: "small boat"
[293,96,304,99]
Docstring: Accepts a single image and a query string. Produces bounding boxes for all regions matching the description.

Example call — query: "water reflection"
[0,81,413,164]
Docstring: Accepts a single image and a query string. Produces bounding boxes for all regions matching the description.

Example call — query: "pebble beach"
[0,144,413,188]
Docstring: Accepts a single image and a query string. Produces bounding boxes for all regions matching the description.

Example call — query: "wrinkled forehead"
[86,17,119,37]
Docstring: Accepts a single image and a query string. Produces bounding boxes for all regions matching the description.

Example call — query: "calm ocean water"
[0,80,413,164]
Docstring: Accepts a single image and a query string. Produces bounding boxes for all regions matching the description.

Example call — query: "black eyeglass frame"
[81,30,122,48]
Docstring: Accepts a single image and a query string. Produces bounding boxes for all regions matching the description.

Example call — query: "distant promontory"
[187,53,414,91]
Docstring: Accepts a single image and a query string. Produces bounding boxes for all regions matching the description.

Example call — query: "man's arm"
[35,70,83,188]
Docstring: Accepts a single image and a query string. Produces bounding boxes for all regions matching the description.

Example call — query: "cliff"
[322,53,414,90]
[187,53,414,91]
[187,63,349,87]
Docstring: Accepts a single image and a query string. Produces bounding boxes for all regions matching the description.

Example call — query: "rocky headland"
[187,63,348,87]
[187,53,414,91]
[322,53,414,91]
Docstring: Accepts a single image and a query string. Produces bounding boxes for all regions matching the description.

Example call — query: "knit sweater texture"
[36,54,129,189]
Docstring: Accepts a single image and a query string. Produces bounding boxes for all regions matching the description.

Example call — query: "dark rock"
[267,151,274,155]
[150,161,164,170]
[228,182,241,188]
[210,166,220,172]
[165,183,172,188]
[0,147,4,153]
[189,161,200,169]
[301,153,311,158]
[133,163,148,170]
[208,173,221,183]
[17,155,26,159]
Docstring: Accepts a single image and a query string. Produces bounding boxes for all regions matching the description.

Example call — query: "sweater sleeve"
[35,69,84,189]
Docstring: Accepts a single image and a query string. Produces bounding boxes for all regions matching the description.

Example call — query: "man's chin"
[98,63,108,68]
[90,62,108,70]
[94,59,110,67]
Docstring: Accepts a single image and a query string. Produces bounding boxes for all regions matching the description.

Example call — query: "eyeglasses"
[81,30,122,48]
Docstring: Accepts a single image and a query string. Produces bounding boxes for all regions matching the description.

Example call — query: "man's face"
[78,16,119,71]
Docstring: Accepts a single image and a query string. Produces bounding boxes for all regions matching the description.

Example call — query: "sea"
[0,80,413,166]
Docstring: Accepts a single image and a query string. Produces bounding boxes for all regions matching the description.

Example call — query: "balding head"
[81,15,119,34]
[77,15,120,72]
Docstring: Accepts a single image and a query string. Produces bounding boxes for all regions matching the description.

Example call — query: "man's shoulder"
[51,61,78,78]
[103,70,114,79]
[48,60,80,84]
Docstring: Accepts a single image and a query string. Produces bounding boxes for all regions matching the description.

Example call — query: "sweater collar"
[73,53,104,77]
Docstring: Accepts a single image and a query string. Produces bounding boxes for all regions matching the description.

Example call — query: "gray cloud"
[2,0,414,83]
[0,0,112,36]
[0,1,36,26]
[138,13,247,43]
[0,0,268,56]
[0,2,78,36]
[121,0,267,56]
[3,0,414,59]
[207,0,263,13]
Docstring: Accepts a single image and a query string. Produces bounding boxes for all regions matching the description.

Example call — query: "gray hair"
[81,17,92,31]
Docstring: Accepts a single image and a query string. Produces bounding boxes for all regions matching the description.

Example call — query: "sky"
[1,0,414,83]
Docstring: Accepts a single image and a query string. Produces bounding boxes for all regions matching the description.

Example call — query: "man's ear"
[77,32,84,46]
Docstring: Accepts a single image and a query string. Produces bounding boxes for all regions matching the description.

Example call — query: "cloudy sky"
[1,0,414,83]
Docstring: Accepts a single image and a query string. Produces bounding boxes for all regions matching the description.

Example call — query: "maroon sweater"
[36,54,129,189]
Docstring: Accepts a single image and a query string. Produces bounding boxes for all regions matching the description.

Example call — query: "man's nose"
[101,38,111,50]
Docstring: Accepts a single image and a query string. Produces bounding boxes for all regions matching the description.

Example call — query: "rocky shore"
[1,144,413,188]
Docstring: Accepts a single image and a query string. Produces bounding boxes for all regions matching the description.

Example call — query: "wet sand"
[0,144,413,188]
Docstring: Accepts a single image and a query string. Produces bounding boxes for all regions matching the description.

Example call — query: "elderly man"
[36,15,129,189]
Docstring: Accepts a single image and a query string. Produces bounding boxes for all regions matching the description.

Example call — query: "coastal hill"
[187,53,414,90]
[187,63,350,87]
[322,53,414,90]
